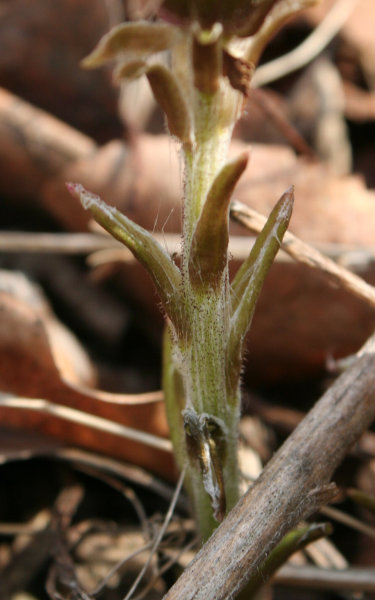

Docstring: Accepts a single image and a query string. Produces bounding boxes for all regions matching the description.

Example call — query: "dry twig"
[320,505,375,540]
[123,467,186,600]
[275,564,375,592]
[163,347,375,599]
[0,393,172,453]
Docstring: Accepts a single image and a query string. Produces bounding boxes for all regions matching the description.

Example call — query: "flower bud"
[192,23,223,94]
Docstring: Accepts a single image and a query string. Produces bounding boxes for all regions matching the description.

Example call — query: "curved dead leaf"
[0,271,174,479]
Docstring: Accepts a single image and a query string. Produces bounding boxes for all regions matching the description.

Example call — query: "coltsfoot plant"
[68,0,317,541]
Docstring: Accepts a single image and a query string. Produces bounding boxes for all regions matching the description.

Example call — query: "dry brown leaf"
[0,271,174,479]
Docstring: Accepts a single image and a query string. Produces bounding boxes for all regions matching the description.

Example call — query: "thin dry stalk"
[0,393,172,453]
[275,564,375,592]
[123,467,186,600]
[2,231,373,272]
[320,505,375,540]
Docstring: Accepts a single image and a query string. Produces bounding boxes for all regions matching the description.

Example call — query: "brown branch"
[163,351,375,599]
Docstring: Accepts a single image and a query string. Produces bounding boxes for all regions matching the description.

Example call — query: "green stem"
[164,90,241,540]
[166,292,241,539]
[183,92,233,255]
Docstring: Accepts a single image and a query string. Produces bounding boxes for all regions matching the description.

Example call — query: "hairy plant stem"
[183,95,233,246]
[71,0,315,564]
[165,91,241,540]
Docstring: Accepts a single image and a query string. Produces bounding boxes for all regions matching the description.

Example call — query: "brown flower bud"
[160,0,280,37]
[192,23,223,94]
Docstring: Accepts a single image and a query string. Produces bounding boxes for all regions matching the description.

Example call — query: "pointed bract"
[81,21,180,68]
[146,64,193,147]
[66,183,185,333]
[188,153,248,290]
[228,187,293,366]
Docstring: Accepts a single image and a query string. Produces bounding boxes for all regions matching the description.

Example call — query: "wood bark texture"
[163,351,375,600]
